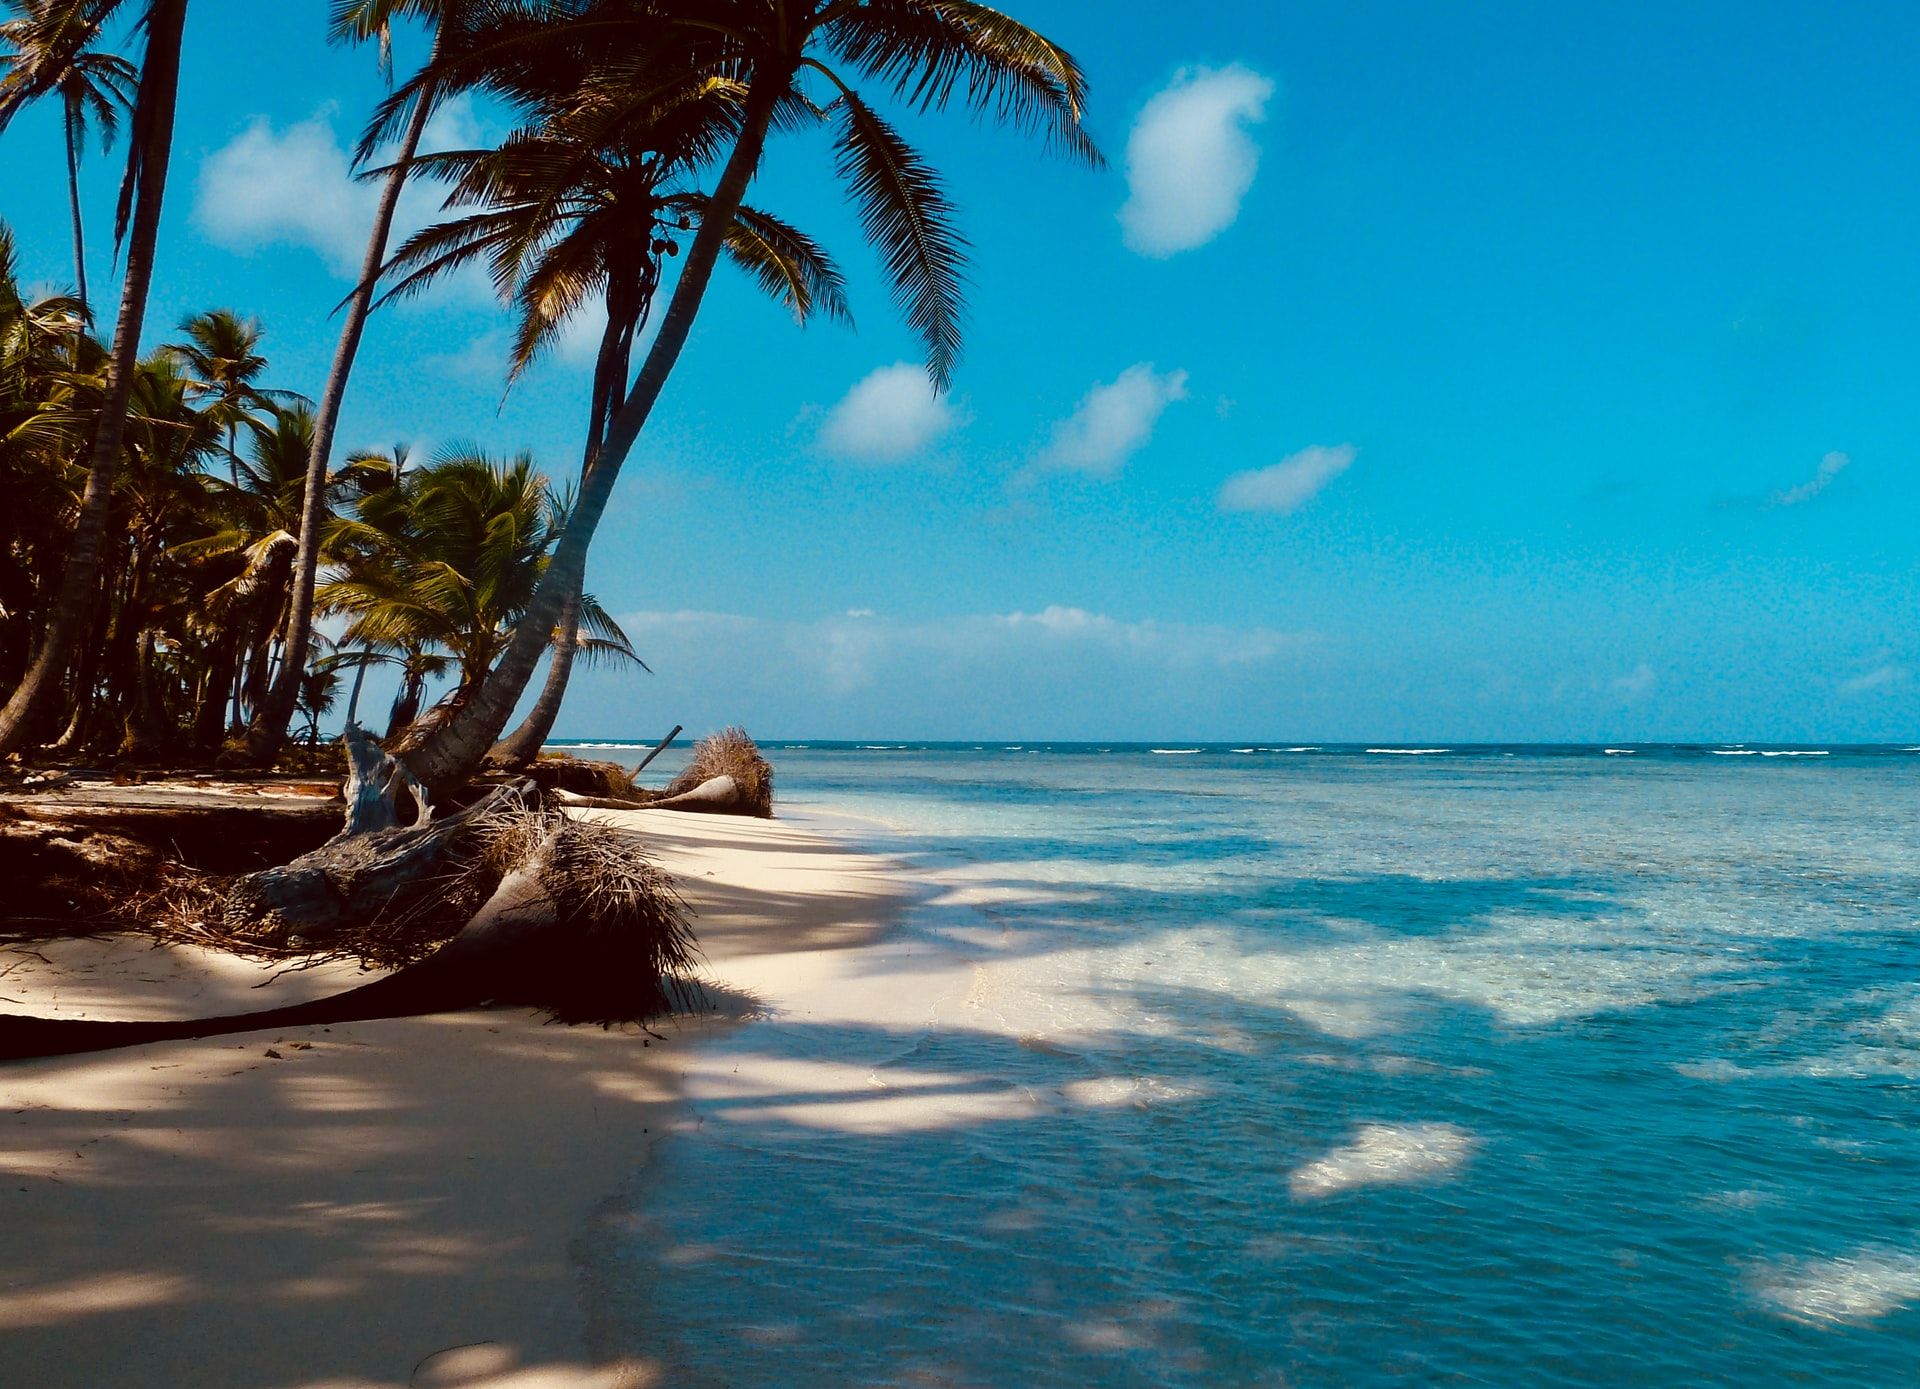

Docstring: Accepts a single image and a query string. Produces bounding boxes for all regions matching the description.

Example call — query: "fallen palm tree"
[0,762,699,1062]
[652,726,774,817]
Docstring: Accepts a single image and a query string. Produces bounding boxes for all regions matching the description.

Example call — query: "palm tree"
[401,0,1098,798]
[164,309,302,475]
[0,219,91,692]
[240,0,477,764]
[0,0,136,311]
[0,0,191,756]
[173,403,330,746]
[319,447,568,744]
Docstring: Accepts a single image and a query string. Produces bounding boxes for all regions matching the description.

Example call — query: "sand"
[0,808,910,1389]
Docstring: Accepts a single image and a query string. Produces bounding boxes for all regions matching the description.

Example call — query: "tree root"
[0,794,700,1062]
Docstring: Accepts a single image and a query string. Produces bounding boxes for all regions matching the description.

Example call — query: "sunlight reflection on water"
[591,745,1920,1385]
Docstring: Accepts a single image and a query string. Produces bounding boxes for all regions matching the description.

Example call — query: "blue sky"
[4,0,1918,741]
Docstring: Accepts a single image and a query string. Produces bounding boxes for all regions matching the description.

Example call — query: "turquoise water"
[576,744,1920,1385]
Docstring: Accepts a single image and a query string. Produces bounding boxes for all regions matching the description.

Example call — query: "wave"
[1604,748,1635,755]
[1366,748,1450,756]
[1761,750,1829,757]
[1152,748,1202,755]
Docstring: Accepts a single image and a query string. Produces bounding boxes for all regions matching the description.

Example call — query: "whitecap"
[1151,748,1201,755]
[1753,1247,1920,1325]
[1761,750,1828,757]
[1366,748,1450,755]
[1604,748,1635,756]
[1288,1122,1478,1199]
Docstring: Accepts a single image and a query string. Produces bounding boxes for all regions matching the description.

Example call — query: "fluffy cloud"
[193,113,367,274]
[193,98,487,293]
[1218,443,1356,514]
[816,363,958,461]
[1040,364,1189,476]
[1771,450,1850,506]
[1119,65,1275,257]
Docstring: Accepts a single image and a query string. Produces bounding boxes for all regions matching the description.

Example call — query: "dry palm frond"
[524,753,644,801]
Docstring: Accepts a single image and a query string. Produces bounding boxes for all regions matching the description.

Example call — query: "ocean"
[564,742,1920,1385]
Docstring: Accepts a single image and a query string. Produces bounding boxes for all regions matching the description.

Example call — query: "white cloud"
[1613,663,1657,700]
[817,363,958,461]
[1772,450,1850,506]
[1040,364,1188,476]
[1840,664,1906,696]
[194,112,368,274]
[587,604,1309,736]
[193,97,490,298]
[1218,443,1356,514]
[1120,65,1275,257]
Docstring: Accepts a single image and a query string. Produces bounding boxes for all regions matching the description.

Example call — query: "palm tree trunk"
[241,34,447,765]
[63,96,88,313]
[0,0,187,756]
[403,80,787,800]
[490,584,580,768]
[345,654,370,726]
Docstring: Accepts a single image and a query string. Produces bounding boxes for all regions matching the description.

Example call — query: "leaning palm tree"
[489,582,644,764]
[375,46,844,766]
[0,0,190,756]
[399,0,1099,798]
[240,0,478,764]
[0,0,136,311]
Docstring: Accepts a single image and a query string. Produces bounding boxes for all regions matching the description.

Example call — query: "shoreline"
[0,807,914,1389]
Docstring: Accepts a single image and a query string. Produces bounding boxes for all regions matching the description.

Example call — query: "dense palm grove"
[0,0,1095,792]
[0,249,637,757]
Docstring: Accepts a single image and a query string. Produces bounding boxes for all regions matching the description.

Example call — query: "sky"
[3,0,1918,742]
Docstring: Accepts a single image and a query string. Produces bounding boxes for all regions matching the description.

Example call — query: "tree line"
[0,0,1097,794]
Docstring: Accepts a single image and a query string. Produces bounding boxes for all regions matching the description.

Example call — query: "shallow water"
[575,744,1920,1385]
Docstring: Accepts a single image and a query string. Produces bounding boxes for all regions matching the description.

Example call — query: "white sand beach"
[0,810,910,1389]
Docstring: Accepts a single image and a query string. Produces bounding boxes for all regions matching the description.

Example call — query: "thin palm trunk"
[62,95,87,312]
[345,655,370,726]
[0,0,187,756]
[404,80,787,798]
[492,306,629,769]
[490,584,579,766]
[242,34,446,764]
